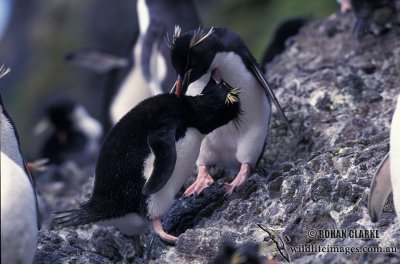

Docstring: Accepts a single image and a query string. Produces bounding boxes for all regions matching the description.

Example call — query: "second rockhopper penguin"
[55,69,241,243]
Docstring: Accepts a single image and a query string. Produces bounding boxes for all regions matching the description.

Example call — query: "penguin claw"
[184,165,214,196]
[184,177,214,196]
[224,163,251,196]
[224,183,235,196]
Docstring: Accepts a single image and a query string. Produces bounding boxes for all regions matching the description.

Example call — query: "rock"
[34,11,400,264]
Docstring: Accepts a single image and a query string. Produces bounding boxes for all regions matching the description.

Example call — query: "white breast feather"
[1,152,38,264]
[391,96,400,218]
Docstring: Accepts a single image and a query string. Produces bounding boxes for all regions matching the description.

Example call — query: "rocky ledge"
[34,11,400,264]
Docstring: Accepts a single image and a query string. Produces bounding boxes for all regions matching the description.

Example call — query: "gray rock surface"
[34,11,400,263]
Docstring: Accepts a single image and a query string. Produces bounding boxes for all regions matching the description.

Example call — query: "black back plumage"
[54,77,240,226]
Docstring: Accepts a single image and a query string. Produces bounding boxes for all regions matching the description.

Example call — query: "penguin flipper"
[66,48,128,74]
[368,153,392,222]
[249,62,297,137]
[142,127,177,195]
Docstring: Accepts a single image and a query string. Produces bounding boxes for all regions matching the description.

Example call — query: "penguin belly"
[1,152,38,264]
[390,98,400,218]
[146,128,205,218]
[195,52,271,168]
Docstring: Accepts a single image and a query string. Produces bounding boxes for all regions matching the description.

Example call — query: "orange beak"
[175,76,183,97]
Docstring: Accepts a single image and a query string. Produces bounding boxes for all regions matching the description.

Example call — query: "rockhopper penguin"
[34,96,103,165]
[368,94,400,221]
[54,69,241,243]
[0,67,40,264]
[169,27,295,196]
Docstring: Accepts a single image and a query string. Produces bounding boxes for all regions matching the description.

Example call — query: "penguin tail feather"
[53,207,101,228]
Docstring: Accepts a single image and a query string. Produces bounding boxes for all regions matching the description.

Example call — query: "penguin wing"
[368,153,392,222]
[66,48,128,74]
[142,127,177,195]
[249,61,297,137]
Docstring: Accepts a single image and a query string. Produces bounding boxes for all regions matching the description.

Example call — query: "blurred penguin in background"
[34,96,102,165]
[1,66,40,264]
[211,241,269,264]
[337,0,398,39]
[261,17,309,69]
[68,0,202,132]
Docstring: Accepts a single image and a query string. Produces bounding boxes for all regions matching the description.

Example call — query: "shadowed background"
[0,0,337,158]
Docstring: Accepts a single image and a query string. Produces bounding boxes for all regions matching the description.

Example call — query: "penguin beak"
[175,75,183,97]
[175,69,192,97]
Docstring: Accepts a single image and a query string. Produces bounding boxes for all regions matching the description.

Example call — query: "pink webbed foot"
[184,165,214,196]
[224,163,251,196]
[153,218,177,244]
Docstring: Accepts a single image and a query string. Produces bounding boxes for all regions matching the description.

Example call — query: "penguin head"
[169,26,218,96]
[202,68,240,106]
[46,97,76,130]
[187,69,241,134]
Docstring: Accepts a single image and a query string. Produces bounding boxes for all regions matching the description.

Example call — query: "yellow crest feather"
[0,65,11,79]
[225,87,241,105]
[190,27,214,47]
[166,25,182,49]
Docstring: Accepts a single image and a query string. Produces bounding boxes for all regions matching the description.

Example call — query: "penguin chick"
[34,96,103,165]
[350,0,396,39]
[54,70,241,244]
[169,27,295,196]
[261,17,309,66]
[368,95,400,221]
[1,67,40,264]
